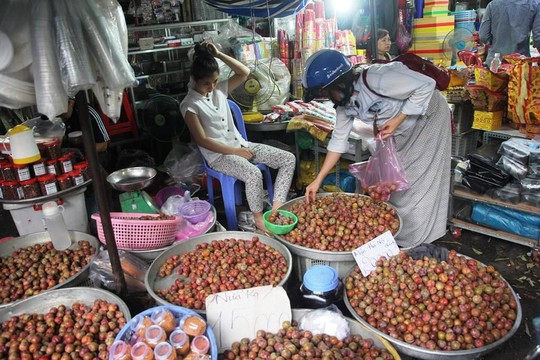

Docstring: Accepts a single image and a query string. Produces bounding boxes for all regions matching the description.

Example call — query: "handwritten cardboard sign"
[205,285,291,352]
[352,231,400,277]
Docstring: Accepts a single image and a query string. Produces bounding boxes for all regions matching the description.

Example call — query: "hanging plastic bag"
[395,11,412,53]
[164,142,205,185]
[349,135,410,202]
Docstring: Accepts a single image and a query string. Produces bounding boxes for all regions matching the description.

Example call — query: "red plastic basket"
[179,200,211,224]
[91,212,180,250]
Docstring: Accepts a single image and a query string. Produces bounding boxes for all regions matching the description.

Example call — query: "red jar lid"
[37,174,56,182]
[1,162,13,169]
[57,173,71,181]
[20,178,38,186]
[65,151,74,157]
[43,140,60,146]
[74,161,89,170]
[12,163,29,169]
[58,154,71,161]
[46,159,58,165]
[3,181,19,186]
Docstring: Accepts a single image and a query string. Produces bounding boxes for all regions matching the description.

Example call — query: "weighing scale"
[106,167,159,213]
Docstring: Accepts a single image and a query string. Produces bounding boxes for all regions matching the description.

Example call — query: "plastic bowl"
[263,210,298,235]
[154,186,186,208]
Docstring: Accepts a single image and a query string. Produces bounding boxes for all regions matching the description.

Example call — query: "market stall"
[1,0,540,359]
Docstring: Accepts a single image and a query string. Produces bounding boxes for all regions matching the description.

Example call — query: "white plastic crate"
[452,130,479,157]
[294,254,356,282]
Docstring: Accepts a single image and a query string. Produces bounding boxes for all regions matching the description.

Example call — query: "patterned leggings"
[209,143,296,213]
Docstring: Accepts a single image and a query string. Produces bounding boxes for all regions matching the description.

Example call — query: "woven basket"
[91,213,180,250]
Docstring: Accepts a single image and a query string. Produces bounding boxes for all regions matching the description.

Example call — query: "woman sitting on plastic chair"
[180,42,296,233]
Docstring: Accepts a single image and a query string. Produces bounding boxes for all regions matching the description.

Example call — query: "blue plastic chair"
[202,99,274,230]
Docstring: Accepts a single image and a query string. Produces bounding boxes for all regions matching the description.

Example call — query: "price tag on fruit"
[352,231,400,277]
[206,285,292,352]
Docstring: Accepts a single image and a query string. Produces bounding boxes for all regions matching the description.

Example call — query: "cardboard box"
[472,111,504,131]
[423,5,449,16]
[424,0,449,6]
[413,25,455,35]
[138,37,154,50]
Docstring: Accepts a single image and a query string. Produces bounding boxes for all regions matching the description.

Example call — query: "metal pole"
[369,0,378,61]
[75,91,127,296]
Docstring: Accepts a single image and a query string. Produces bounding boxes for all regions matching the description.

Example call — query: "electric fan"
[229,61,277,112]
[442,28,476,64]
[138,95,185,142]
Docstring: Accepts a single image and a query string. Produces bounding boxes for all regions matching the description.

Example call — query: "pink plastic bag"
[349,136,410,202]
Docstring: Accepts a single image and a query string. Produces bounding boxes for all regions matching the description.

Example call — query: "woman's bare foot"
[253,212,272,235]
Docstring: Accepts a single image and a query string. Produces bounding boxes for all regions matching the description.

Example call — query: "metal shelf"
[127,18,231,32]
[449,218,537,248]
[453,188,540,215]
[128,45,191,55]
[135,70,184,80]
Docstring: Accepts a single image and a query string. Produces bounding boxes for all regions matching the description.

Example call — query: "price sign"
[352,231,400,277]
[205,285,291,352]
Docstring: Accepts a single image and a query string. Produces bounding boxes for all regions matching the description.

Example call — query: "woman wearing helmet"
[303,49,452,248]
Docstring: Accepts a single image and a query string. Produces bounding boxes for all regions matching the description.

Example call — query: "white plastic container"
[2,186,88,235]
[42,201,71,250]
[490,53,501,72]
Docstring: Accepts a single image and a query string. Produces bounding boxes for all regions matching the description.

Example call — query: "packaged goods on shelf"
[472,110,504,131]
[471,202,540,239]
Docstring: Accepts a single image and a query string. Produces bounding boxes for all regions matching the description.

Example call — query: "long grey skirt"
[391,90,452,248]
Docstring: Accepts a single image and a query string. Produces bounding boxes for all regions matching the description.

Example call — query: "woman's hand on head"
[377,113,407,139]
[234,147,255,160]
[203,41,220,57]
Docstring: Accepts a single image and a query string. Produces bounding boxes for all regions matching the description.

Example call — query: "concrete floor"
[1,201,539,359]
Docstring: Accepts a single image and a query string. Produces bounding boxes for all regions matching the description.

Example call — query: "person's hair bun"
[193,43,213,60]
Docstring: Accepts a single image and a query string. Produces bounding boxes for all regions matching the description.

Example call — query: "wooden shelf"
[452,187,540,215]
[449,218,538,248]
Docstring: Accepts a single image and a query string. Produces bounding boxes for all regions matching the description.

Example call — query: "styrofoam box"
[2,187,89,236]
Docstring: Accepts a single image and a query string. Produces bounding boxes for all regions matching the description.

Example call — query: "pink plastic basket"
[91,212,180,250]
[179,200,211,224]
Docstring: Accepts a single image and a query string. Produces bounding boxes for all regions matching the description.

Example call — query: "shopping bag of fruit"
[349,135,410,202]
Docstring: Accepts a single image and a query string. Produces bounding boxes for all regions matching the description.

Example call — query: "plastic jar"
[145,325,166,348]
[46,159,60,176]
[110,340,132,360]
[74,161,89,181]
[31,159,47,177]
[20,178,41,199]
[154,342,177,360]
[131,342,154,360]
[13,163,32,182]
[183,354,210,360]
[1,162,16,182]
[57,173,72,191]
[190,335,210,355]
[38,174,58,196]
[43,140,62,160]
[182,316,206,337]
[58,154,73,174]
[299,265,343,309]
[151,309,176,334]
[131,315,154,338]
[69,170,85,187]
[169,329,190,356]
[3,181,22,200]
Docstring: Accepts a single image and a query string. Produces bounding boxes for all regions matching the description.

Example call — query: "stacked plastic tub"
[454,10,476,33]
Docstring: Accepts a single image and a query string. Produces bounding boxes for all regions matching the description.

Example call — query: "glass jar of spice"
[13,163,32,182]
[31,159,47,177]
[43,140,62,160]
[3,181,22,200]
[58,154,73,174]
[20,178,41,199]
[74,161,89,181]
[69,170,85,187]
[57,173,72,191]
[46,159,60,176]
[1,162,16,182]
[38,174,58,196]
